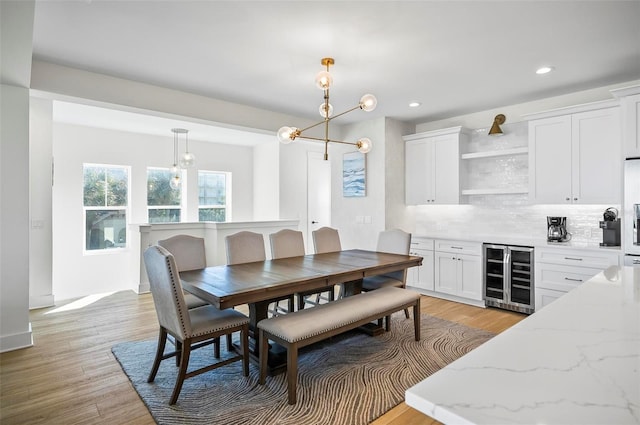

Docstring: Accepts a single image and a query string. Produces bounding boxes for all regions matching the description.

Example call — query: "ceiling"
[32,1,640,139]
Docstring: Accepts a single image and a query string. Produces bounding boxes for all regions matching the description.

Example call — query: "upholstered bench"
[257,286,421,404]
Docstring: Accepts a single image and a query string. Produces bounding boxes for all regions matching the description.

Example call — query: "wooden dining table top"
[180,249,423,310]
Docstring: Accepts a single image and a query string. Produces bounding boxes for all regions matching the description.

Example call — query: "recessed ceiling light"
[536,66,555,75]
[409,102,421,108]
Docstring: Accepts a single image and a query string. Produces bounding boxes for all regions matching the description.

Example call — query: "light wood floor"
[0,291,525,425]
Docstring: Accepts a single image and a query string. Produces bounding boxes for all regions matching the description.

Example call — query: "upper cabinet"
[528,101,621,204]
[404,127,470,205]
[611,86,640,158]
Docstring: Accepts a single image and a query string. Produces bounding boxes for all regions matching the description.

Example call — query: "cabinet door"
[535,287,564,311]
[572,108,621,204]
[433,135,460,204]
[529,116,573,204]
[405,139,434,205]
[622,93,640,158]
[434,252,458,295]
[411,249,435,291]
[458,253,482,301]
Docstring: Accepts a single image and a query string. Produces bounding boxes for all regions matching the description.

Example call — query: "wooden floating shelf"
[460,147,529,160]
[461,188,529,195]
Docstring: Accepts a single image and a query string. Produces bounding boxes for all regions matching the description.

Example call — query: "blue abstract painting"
[343,152,366,197]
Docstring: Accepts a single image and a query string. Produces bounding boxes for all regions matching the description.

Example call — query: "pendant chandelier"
[169,128,195,189]
[277,57,377,160]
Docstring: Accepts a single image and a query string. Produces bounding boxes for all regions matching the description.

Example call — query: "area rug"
[112,313,494,425]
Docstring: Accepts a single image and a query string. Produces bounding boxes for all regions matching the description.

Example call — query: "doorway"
[307,152,331,252]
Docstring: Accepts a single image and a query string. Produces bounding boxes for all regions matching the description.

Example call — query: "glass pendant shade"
[357,138,372,153]
[319,102,333,118]
[180,152,196,168]
[315,70,333,90]
[277,126,297,144]
[359,94,378,112]
[169,174,181,189]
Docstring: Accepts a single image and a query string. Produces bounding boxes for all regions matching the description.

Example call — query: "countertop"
[405,266,640,424]
[414,232,622,252]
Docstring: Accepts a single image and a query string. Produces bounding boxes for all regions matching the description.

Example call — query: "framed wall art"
[342,151,366,197]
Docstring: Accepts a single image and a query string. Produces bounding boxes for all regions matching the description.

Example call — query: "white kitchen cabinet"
[404,127,470,205]
[406,237,435,291]
[528,103,621,204]
[434,240,482,302]
[534,246,620,311]
[611,87,640,158]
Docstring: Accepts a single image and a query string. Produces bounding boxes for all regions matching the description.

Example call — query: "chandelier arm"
[325,104,362,121]
[295,134,357,146]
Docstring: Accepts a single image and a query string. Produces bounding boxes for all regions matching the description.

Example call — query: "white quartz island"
[405,266,640,424]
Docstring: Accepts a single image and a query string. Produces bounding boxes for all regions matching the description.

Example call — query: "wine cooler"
[483,244,534,314]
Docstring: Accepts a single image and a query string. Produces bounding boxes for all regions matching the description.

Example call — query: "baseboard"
[29,294,55,310]
[0,323,33,353]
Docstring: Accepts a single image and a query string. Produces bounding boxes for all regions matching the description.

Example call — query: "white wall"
[253,140,279,220]
[51,123,255,301]
[29,97,54,309]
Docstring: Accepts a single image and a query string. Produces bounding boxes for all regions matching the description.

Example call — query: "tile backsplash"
[411,121,619,244]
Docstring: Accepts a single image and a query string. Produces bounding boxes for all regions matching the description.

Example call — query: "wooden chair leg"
[414,300,421,341]
[169,338,192,405]
[404,308,410,319]
[288,295,294,313]
[175,340,182,366]
[226,333,233,352]
[385,315,391,332]
[240,325,249,377]
[148,328,167,383]
[287,343,298,405]
[258,329,268,384]
[297,294,306,310]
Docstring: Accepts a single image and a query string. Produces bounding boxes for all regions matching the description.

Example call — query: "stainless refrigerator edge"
[624,158,640,267]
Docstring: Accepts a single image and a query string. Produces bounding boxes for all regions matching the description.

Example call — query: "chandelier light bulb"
[357,138,372,153]
[359,94,377,112]
[277,126,297,144]
[315,70,333,90]
[319,102,334,118]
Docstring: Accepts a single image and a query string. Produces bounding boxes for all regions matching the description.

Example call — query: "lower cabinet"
[534,247,620,311]
[430,239,483,305]
[407,238,435,291]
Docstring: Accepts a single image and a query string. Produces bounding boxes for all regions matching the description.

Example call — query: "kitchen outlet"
[355,216,364,224]
[364,216,372,224]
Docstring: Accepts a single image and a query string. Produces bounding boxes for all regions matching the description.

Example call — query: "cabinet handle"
[565,197,570,201]
[564,277,583,282]
[564,257,583,261]
[451,246,463,250]
[573,197,578,201]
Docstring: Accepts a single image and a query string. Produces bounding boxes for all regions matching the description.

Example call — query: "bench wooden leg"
[413,299,421,341]
[287,342,298,405]
[258,329,268,385]
[385,315,391,331]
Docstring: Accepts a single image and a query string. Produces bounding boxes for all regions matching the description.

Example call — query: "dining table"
[180,249,423,374]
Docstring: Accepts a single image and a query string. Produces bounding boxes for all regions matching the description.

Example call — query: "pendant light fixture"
[178,128,196,168]
[169,128,183,189]
[488,114,506,136]
[277,57,377,160]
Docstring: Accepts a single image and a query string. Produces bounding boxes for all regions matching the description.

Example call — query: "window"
[147,168,181,223]
[83,164,129,251]
[198,171,230,222]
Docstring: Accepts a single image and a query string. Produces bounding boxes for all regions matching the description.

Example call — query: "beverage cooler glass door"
[508,247,534,308]
[484,245,506,303]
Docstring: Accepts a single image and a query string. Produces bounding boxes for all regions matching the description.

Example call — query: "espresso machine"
[547,216,568,242]
[599,207,621,247]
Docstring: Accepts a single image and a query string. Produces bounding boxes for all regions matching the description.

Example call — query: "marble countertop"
[405,266,640,424]
[414,232,622,252]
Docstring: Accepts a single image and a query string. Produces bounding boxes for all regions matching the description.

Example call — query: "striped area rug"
[112,312,494,425]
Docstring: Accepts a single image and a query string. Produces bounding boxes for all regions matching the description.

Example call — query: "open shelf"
[460,147,528,160]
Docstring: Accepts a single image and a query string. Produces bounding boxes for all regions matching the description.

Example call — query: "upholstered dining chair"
[143,245,249,405]
[225,231,294,316]
[361,229,412,318]
[312,226,343,300]
[269,229,335,310]
[158,234,208,310]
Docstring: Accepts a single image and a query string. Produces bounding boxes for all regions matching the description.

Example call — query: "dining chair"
[158,234,208,309]
[362,229,412,318]
[225,231,294,316]
[143,245,249,405]
[312,226,343,300]
[269,229,335,310]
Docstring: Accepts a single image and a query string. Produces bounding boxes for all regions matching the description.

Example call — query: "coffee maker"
[599,207,621,247]
[547,216,568,242]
